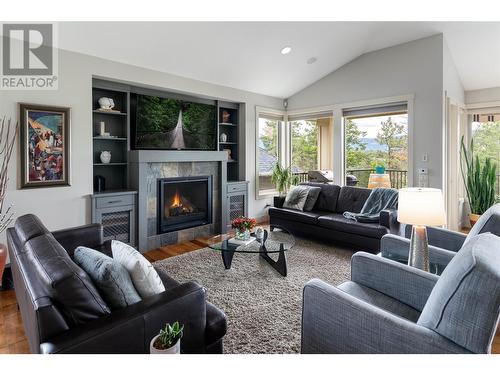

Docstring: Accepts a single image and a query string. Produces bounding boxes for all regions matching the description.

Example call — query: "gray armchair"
[301,233,500,353]
[381,203,500,268]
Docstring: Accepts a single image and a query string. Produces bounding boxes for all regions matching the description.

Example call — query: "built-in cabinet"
[225,181,249,230]
[217,101,242,182]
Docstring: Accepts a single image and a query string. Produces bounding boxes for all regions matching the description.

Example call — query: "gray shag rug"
[154,237,353,354]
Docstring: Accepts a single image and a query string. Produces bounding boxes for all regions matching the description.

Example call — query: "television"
[131,93,217,150]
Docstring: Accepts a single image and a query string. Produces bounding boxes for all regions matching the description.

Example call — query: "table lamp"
[397,188,446,271]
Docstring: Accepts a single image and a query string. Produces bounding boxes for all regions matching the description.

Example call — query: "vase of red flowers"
[231,217,256,241]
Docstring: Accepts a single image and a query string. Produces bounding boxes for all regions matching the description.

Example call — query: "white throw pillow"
[111,240,165,298]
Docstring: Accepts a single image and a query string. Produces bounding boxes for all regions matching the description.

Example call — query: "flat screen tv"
[131,93,217,150]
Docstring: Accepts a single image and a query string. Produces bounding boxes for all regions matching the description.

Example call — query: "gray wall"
[0,48,282,244]
[443,41,465,104]
[287,35,445,188]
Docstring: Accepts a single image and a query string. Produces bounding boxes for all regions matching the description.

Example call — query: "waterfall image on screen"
[133,94,217,150]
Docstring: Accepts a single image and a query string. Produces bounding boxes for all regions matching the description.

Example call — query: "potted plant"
[460,136,498,227]
[0,117,18,288]
[231,216,257,241]
[271,163,299,197]
[150,321,184,354]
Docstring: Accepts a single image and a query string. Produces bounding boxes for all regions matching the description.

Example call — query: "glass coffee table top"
[208,227,294,276]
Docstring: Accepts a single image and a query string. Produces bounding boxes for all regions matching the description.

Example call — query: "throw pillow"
[283,185,310,211]
[74,246,141,310]
[111,240,165,298]
[303,186,321,211]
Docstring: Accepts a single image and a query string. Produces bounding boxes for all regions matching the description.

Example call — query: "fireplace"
[157,176,213,233]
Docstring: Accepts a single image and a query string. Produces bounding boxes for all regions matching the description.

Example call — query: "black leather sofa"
[6,214,226,354]
[269,183,399,252]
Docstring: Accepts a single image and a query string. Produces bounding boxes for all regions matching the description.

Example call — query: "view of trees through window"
[291,120,319,174]
[258,117,279,192]
[471,117,500,195]
[345,113,409,188]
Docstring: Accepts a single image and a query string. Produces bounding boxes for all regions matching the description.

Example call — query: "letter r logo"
[2,24,53,75]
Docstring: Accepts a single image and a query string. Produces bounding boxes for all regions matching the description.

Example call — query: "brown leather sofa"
[6,214,226,354]
[269,183,399,252]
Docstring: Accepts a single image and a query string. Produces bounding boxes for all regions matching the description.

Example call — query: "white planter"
[150,335,181,354]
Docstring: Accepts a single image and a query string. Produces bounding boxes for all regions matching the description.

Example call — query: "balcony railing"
[346,169,408,189]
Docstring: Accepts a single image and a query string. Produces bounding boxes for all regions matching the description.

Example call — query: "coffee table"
[208,227,294,277]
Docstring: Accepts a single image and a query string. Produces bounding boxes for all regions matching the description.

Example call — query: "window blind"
[287,111,333,122]
[343,102,408,118]
[258,112,284,121]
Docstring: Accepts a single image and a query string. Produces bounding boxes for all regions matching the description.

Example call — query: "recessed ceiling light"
[307,57,317,64]
[281,46,292,55]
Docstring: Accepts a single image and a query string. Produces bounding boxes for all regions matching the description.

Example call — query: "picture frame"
[19,103,71,188]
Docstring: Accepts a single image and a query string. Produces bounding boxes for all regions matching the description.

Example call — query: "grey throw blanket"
[343,188,398,223]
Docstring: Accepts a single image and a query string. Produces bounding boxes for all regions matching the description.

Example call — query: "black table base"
[220,242,287,277]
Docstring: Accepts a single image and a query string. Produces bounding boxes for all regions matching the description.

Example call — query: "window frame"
[255,106,286,199]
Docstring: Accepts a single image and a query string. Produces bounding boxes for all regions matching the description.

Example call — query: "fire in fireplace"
[158,176,212,233]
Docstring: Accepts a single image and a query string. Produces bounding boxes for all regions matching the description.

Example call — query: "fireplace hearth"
[158,176,212,233]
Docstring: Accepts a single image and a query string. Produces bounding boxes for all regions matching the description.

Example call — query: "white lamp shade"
[397,188,446,226]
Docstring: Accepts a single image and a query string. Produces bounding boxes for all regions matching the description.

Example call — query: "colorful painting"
[20,104,70,188]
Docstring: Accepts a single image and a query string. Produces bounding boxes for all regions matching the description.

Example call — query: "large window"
[344,104,409,189]
[256,111,283,196]
[471,113,500,195]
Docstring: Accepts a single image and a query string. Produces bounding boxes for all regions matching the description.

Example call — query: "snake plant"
[460,136,497,215]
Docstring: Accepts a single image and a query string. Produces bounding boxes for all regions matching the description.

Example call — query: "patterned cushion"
[303,186,322,212]
[111,240,165,298]
[74,247,141,310]
[417,233,500,353]
[283,185,310,211]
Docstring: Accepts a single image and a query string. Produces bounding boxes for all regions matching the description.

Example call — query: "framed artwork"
[20,103,70,188]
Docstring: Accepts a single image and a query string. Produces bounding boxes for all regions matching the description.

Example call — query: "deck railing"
[346,169,408,189]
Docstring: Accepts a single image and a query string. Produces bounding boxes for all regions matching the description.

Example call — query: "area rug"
[153,237,354,354]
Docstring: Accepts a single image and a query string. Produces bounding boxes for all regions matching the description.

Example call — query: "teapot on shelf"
[100,151,111,164]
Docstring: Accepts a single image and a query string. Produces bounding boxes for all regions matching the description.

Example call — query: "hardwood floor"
[1,232,499,354]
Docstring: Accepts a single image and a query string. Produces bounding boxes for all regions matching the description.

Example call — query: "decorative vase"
[469,213,481,227]
[220,133,227,142]
[235,228,250,241]
[0,243,7,286]
[150,335,181,354]
[222,110,231,123]
[100,151,111,164]
[254,226,264,241]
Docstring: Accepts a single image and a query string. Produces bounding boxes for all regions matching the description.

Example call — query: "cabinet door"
[94,205,134,244]
[227,192,248,229]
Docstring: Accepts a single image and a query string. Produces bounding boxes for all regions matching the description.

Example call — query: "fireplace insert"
[157,176,212,233]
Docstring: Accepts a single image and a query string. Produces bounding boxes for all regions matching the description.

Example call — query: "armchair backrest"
[465,203,500,243]
[417,233,500,353]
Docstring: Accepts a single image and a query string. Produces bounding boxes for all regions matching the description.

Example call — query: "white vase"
[150,335,181,354]
[100,151,111,164]
[220,133,227,142]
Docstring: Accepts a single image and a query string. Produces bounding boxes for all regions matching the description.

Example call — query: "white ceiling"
[58,22,500,98]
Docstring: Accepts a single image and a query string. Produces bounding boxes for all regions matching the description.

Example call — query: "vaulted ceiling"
[58,22,500,98]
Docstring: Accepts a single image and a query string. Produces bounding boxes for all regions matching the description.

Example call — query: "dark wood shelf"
[93,110,127,116]
[93,163,128,166]
[219,122,237,127]
[227,160,238,163]
[93,136,127,141]
[219,142,237,145]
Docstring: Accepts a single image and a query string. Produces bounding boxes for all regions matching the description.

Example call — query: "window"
[256,109,284,197]
[288,113,333,183]
[344,103,409,189]
[471,113,500,195]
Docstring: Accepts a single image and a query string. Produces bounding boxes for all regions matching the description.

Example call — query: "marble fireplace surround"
[129,150,229,252]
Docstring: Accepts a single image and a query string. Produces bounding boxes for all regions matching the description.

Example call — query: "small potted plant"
[231,216,257,241]
[150,321,184,354]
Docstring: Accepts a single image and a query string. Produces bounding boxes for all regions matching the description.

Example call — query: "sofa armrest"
[52,223,103,257]
[301,279,470,354]
[273,196,286,208]
[381,234,457,268]
[40,281,207,354]
[380,209,400,234]
[404,225,467,252]
[350,252,439,311]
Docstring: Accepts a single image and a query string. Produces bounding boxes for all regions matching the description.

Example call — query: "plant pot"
[469,213,481,227]
[150,335,181,354]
